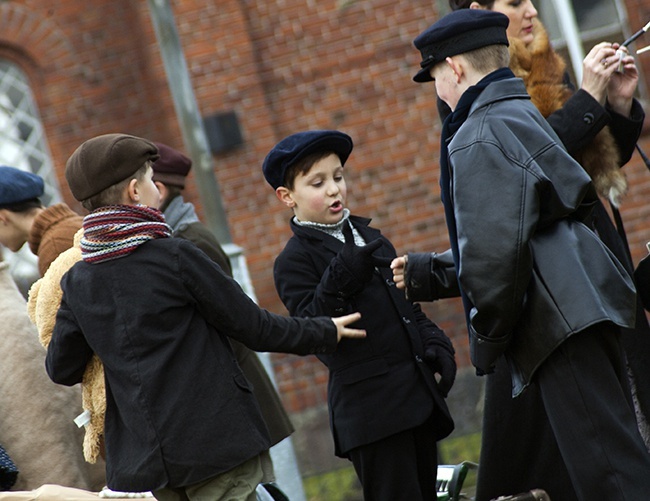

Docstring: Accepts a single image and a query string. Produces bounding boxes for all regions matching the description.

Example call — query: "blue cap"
[413,9,509,83]
[0,166,45,207]
[262,130,353,189]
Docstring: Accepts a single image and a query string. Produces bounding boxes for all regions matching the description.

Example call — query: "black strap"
[609,143,650,263]
[636,143,650,171]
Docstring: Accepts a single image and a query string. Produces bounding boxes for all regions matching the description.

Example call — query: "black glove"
[338,223,391,284]
[422,331,456,398]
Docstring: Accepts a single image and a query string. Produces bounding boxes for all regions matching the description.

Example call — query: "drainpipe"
[147,2,306,499]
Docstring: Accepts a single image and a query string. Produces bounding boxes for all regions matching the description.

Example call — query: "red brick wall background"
[3,0,650,473]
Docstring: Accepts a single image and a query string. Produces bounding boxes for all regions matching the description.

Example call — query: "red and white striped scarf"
[81,205,171,264]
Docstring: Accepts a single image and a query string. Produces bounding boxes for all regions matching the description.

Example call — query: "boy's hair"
[81,162,151,212]
[461,44,510,74]
[282,150,334,190]
[0,198,43,213]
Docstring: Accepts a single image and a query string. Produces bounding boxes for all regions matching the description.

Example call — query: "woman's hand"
[581,42,619,106]
[606,44,639,117]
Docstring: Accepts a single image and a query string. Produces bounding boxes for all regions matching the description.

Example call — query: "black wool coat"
[173,218,295,445]
[46,238,337,492]
[273,215,453,457]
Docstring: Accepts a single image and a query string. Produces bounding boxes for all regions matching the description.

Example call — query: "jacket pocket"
[233,372,254,393]
[336,358,389,385]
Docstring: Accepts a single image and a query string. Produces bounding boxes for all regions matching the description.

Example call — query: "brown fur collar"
[508,21,626,206]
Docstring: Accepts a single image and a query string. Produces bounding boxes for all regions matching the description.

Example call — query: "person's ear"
[469,2,485,9]
[126,178,140,204]
[446,56,464,83]
[0,209,8,225]
[275,187,296,208]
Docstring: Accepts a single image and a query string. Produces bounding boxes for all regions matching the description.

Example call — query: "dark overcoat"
[46,238,337,492]
[174,218,295,446]
[273,215,453,457]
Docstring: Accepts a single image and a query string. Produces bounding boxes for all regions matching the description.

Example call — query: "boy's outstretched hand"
[332,312,366,341]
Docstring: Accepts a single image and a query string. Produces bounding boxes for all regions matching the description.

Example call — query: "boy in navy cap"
[407,9,650,498]
[263,130,456,500]
[46,133,366,500]
[0,166,83,276]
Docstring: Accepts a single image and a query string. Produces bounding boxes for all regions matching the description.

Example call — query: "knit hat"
[152,142,192,189]
[0,166,44,207]
[262,130,353,189]
[413,9,510,83]
[65,133,159,201]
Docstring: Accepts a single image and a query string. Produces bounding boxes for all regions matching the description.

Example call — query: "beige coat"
[0,255,105,491]
[28,230,106,465]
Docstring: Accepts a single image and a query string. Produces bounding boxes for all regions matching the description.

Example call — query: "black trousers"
[348,417,438,501]
[535,323,650,500]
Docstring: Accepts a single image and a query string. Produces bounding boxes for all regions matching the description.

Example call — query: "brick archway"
[0,3,76,73]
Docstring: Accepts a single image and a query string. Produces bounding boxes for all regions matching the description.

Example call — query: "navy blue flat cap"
[413,9,509,83]
[0,166,44,207]
[263,130,353,189]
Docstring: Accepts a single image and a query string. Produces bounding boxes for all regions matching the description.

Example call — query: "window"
[0,59,60,293]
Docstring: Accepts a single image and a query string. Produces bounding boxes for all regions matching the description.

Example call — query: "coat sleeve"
[545,89,610,157]
[46,288,94,386]
[404,250,460,302]
[546,90,644,166]
[451,141,539,371]
[274,240,355,318]
[178,240,337,355]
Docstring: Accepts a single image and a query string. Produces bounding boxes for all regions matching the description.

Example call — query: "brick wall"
[3,0,650,478]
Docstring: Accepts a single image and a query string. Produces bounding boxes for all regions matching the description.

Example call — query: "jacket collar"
[469,77,530,117]
[290,214,378,253]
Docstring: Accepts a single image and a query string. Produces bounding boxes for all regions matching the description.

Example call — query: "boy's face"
[0,210,27,252]
[276,153,347,224]
[431,59,462,111]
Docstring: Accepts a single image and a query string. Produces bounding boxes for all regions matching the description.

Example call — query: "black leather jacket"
[416,79,636,395]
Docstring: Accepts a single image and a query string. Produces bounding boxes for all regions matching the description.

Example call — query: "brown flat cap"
[152,142,192,189]
[65,133,159,201]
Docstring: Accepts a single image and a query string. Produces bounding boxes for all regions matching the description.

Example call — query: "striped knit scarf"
[81,205,172,264]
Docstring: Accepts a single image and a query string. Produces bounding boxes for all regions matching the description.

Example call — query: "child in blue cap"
[263,129,456,500]
[0,165,82,276]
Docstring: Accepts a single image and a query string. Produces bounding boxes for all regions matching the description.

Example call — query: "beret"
[0,166,44,207]
[152,142,192,189]
[413,9,509,83]
[65,133,159,201]
[262,130,353,189]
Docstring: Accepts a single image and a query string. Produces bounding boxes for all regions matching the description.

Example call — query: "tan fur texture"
[0,257,105,491]
[508,21,626,206]
[27,230,106,465]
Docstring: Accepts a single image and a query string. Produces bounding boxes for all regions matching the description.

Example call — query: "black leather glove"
[337,223,391,284]
[422,331,456,397]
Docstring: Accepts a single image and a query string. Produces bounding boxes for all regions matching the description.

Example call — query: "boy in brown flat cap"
[46,133,366,500]
[152,142,295,495]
